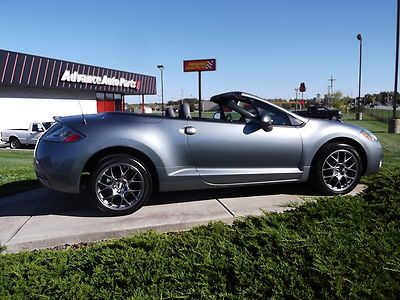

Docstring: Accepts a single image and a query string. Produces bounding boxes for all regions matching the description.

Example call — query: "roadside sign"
[183,59,216,72]
[183,58,217,118]
[299,82,306,93]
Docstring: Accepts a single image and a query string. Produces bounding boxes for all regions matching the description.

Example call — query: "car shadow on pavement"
[0,183,320,218]
[148,182,320,206]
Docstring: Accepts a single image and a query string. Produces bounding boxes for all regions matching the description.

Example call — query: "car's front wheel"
[89,154,153,215]
[311,143,362,195]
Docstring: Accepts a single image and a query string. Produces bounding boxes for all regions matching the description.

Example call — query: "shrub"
[362,167,400,222]
[0,169,399,299]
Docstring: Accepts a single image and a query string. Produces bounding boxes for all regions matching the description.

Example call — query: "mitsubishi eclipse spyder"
[34,91,383,215]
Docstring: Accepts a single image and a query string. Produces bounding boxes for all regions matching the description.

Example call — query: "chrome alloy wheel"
[322,149,359,192]
[95,163,144,210]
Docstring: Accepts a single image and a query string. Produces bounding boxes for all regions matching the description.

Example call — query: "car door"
[185,104,303,185]
[27,123,44,144]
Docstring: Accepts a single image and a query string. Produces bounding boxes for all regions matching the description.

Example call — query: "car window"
[256,102,291,126]
[203,103,239,123]
[32,124,38,131]
[200,98,292,126]
[42,122,53,130]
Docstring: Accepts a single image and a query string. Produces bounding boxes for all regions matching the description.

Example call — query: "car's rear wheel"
[89,154,152,215]
[311,143,362,195]
[10,138,21,149]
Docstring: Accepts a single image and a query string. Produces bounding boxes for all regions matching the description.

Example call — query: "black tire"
[10,138,21,149]
[311,143,362,195]
[89,154,153,215]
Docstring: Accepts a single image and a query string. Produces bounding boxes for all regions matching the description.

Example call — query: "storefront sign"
[183,59,216,72]
[0,49,156,95]
[60,69,139,89]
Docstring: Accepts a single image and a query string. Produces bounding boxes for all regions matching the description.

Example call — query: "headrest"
[165,107,175,118]
[179,103,191,119]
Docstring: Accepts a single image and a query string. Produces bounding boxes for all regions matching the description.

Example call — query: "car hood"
[303,118,366,137]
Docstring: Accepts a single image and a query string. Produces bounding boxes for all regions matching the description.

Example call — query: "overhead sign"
[60,69,140,89]
[183,59,216,72]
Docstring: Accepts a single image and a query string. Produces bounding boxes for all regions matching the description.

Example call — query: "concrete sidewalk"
[0,184,365,253]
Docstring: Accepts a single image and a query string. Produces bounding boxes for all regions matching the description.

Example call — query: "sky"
[0,0,397,104]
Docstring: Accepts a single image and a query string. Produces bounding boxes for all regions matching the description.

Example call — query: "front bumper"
[362,140,383,176]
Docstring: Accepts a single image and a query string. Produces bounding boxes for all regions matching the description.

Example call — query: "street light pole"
[157,65,164,116]
[389,0,400,133]
[394,0,400,120]
[356,34,363,121]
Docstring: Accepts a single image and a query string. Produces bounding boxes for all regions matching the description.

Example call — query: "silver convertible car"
[34,91,383,215]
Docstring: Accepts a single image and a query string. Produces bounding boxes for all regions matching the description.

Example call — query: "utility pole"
[181,89,184,105]
[328,75,336,105]
[295,88,299,109]
[326,86,330,106]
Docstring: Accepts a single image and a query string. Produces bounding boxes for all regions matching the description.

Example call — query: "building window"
[96,93,105,100]
[105,93,114,100]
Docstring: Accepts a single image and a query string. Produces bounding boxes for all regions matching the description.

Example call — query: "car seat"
[179,103,191,119]
[165,107,175,118]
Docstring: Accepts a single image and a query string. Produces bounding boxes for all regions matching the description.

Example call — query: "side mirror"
[213,112,221,120]
[260,112,273,132]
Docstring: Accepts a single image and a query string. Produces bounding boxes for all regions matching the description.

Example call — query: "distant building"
[134,107,153,114]
[202,100,219,111]
[0,49,156,131]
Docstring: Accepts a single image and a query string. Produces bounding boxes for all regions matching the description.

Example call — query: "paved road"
[0,183,365,253]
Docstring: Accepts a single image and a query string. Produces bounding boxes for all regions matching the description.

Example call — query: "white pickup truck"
[0,122,53,149]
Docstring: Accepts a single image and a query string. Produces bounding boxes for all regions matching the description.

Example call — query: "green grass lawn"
[0,149,39,197]
[364,107,400,121]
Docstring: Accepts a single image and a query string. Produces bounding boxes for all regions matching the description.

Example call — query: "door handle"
[184,126,197,135]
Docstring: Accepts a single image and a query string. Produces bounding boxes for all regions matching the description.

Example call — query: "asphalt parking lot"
[0,183,365,253]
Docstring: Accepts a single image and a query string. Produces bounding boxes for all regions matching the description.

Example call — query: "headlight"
[360,129,377,141]
[43,124,85,143]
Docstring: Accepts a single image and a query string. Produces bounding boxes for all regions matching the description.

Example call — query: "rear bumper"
[34,140,86,194]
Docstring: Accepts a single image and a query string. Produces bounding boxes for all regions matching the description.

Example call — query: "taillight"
[43,124,85,143]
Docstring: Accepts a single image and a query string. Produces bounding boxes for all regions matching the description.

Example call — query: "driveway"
[0,183,365,253]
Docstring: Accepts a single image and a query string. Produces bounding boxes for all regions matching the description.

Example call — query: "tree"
[364,94,374,106]
[331,91,347,111]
